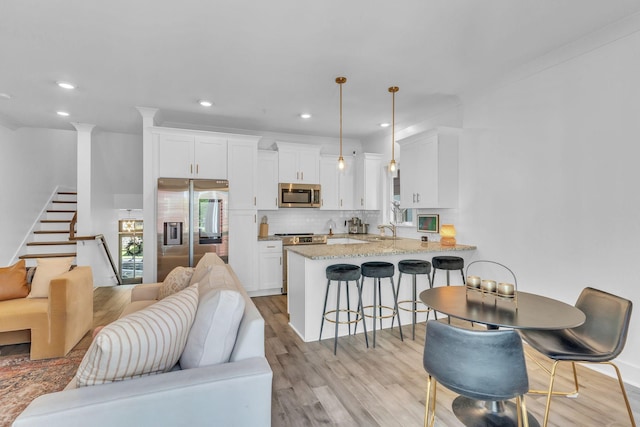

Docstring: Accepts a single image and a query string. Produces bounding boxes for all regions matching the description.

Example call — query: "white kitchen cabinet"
[228,138,258,210]
[157,133,227,179]
[276,141,321,184]
[228,210,257,292]
[398,129,459,208]
[257,150,279,210]
[319,155,354,210]
[354,153,382,210]
[258,240,282,291]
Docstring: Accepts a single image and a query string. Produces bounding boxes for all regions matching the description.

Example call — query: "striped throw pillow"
[75,284,199,387]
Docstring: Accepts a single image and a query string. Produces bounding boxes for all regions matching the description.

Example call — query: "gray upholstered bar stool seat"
[319,263,367,355]
[358,261,403,347]
[396,259,433,340]
[431,255,465,286]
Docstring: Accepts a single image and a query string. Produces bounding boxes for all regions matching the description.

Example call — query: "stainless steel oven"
[277,233,327,294]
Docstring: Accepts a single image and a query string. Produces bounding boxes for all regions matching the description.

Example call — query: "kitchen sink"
[367,236,399,241]
[326,238,371,245]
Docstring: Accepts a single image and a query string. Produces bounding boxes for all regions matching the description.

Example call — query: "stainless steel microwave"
[278,183,321,208]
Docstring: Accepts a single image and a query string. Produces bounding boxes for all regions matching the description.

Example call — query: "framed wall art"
[417,214,439,233]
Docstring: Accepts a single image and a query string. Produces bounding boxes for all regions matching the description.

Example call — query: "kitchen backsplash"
[258,209,381,236]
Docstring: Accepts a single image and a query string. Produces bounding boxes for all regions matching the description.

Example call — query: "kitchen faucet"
[377,223,397,238]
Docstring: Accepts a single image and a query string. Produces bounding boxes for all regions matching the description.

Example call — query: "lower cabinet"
[258,240,283,294]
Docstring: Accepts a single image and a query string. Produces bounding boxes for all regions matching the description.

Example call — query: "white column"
[71,122,95,268]
[137,107,158,283]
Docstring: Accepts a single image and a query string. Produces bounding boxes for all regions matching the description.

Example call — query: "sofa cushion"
[27,257,74,298]
[118,299,156,318]
[189,264,212,287]
[74,284,199,387]
[180,289,245,369]
[199,265,239,295]
[0,259,29,301]
[158,266,194,299]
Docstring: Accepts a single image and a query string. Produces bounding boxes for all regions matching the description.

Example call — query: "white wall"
[0,126,76,265]
[460,28,640,385]
[90,131,143,286]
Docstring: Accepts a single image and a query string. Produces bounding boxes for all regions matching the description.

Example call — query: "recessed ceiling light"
[199,100,213,107]
[56,111,70,117]
[0,92,11,99]
[300,113,312,119]
[379,123,390,128]
[57,81,75,90]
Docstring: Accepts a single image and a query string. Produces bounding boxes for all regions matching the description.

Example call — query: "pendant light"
[336,77,347,170]
[388,86,399,172]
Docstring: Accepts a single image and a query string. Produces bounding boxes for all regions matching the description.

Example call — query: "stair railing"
[69,212,123,285]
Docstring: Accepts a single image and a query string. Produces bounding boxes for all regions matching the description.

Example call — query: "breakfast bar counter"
[286,236,477,342]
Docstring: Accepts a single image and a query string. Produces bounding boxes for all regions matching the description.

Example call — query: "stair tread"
[20,252,76,259]
[34,230,71,234]
[27,241,75,246]
[52,200,77,204]
[46,210,76,213]
[41,219,72,223]
[57,192,77,195]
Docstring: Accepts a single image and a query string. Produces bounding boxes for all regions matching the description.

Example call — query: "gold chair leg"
[519,395,530,427]
[524,347,636,427]
[424,376,437,427]
[524,349,579,397]
[541,360,560,427]
[606,362,637,427]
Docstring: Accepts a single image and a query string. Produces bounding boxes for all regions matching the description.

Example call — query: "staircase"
[20,191,78,266]
[18,191,122,285]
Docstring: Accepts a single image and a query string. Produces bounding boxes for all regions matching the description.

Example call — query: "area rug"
[0,348,86,427]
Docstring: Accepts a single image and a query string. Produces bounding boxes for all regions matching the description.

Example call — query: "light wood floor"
[42,287,640,426]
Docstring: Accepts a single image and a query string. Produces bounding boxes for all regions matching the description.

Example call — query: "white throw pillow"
[179,289,245,369]
[158,266,194,299]
[75,284,199,387]
[27,257,74,298]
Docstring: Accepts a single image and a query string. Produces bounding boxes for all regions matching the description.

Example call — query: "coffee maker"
[347,217,368,234]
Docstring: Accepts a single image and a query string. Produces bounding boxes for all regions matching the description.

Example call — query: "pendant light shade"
[388,86,399,172]
[336,77,347,170]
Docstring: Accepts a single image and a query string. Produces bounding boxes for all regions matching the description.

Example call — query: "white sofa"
[13,255,272,427]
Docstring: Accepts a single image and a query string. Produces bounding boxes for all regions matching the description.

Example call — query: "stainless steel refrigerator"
[157,178,228,281]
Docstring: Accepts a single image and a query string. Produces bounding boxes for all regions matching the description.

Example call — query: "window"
[118,220,144,284]
[392,169,412,224]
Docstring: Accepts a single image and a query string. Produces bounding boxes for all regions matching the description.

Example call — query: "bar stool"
[358,261,403,347]
[319,263,367,355]
[396,259,433,340]
[431,256,465,287]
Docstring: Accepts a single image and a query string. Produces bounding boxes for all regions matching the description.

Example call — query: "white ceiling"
[1,0,640,139]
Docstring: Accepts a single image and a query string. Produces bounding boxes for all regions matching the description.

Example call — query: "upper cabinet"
[276,141,321,184]
[354,153,381,210]
[157,132,227,179]
[398,128,459,209]
[319,155,354,210]
[227,137,259,210]
[257,150,279,210]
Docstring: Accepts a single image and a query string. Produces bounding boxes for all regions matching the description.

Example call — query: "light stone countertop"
[284,235,476,260]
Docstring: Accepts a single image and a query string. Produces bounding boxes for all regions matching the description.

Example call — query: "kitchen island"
[286,236,477,342]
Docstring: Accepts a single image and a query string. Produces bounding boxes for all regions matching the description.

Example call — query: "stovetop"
[274,233,314,236]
